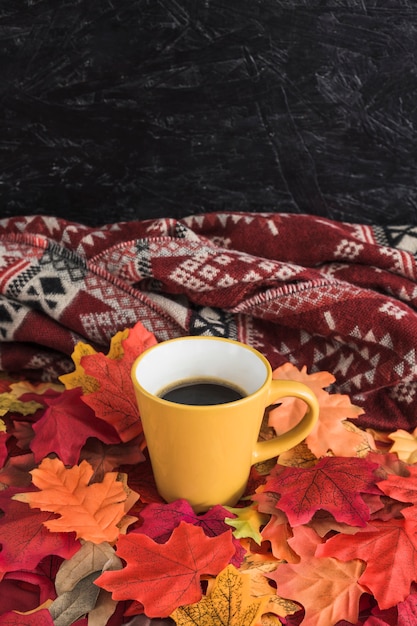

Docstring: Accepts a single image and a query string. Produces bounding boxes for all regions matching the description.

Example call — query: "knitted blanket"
[1,212,417,433]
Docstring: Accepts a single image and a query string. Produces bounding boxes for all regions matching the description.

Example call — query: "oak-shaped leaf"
[316,517,417,609]
[95,521,236,617]
[137,499,245,567]
[13,457,133,544]
[270,526,366,626]
[31,388,121,466]
[170,565,267,626]
[80,322,156,442]
[269,363,366,457]
[265,456,381,527]
[0,487,80,582]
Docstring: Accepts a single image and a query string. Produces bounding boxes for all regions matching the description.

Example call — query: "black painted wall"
[1,1,417,226]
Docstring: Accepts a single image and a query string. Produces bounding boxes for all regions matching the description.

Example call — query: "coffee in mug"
[131,336,319,512]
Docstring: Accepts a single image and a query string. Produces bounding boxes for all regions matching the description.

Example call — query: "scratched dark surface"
[1,1,417,227]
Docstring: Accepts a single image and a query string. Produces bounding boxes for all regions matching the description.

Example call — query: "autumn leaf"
[269,363,366,457]
[136,499,245,568]
[388,427,417,464]
[225,503,269,545]
[263,456,381,527]
[0,452,36,488]
[269,525,366,626]
[59,328,130,393]
[0,487,80,581]
[170,565,267,626]
[316,517,417,609]
[80,322,157,442]
[13,457,133,544]
[0,392,43,417]
[30,388,121,465]
[79,436,145,482]
[95,521,236,617]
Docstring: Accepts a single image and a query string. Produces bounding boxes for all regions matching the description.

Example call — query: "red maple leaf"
[264,456,381,527]
[81,323,156,442]
[95,521,236,617]
[316,517,417,609]
[0,488,80,582]
[136,499,245,567]
[31,388,120,465]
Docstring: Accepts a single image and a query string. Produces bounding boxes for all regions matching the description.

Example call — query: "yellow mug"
[131,336,319,512]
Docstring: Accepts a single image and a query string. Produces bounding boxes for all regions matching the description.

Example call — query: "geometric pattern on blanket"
[1,211,417,433]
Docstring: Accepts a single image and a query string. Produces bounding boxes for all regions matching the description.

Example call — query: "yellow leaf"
[10,380,64,396]
[225,504,269,545]
[170,565,267,626]
[13,458,131,544]
[59,342,101,393]
[0,392,43,417]
[0,418,6,433]
[388,427,417,463]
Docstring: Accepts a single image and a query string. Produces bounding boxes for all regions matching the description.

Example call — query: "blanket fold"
[1,212,417,432]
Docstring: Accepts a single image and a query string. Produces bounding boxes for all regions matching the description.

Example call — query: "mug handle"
[251,380,319,465]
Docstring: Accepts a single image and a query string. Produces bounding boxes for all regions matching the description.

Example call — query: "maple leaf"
[59,328,130,393]
[0,392,43,417]
[0,452,36,488]
[316,517,417,609]
[79,436,145,482]
[80,322,157,442]
[270,526,366,626]
[137,499,245,562]
[170,565,268,626]
[0,487,80,582]
[238,551,299,622]
[95,521,236,617]
[388,427,417,463]
[264,456,381,527]
[252,489,298,563]
[225,503,269,545]
[269,363,365,457]
[376,465,417,523]
[30,388,121,466]
[13,457,133,544]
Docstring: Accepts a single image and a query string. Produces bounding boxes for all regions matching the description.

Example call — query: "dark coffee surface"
[160,381,244,405]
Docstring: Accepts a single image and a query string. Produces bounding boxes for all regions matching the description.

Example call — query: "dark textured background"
[1,1,417,227]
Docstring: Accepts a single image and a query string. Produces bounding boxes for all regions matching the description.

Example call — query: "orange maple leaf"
[13,457,135,544]
[269,363,367,457]
[270,525,366,626]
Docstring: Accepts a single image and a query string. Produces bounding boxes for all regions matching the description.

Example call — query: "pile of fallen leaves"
[1,321,417,625]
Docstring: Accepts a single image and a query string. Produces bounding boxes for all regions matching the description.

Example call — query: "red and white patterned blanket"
[1,212,417,433]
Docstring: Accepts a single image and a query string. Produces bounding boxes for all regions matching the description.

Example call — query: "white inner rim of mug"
[134,338,268,397]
